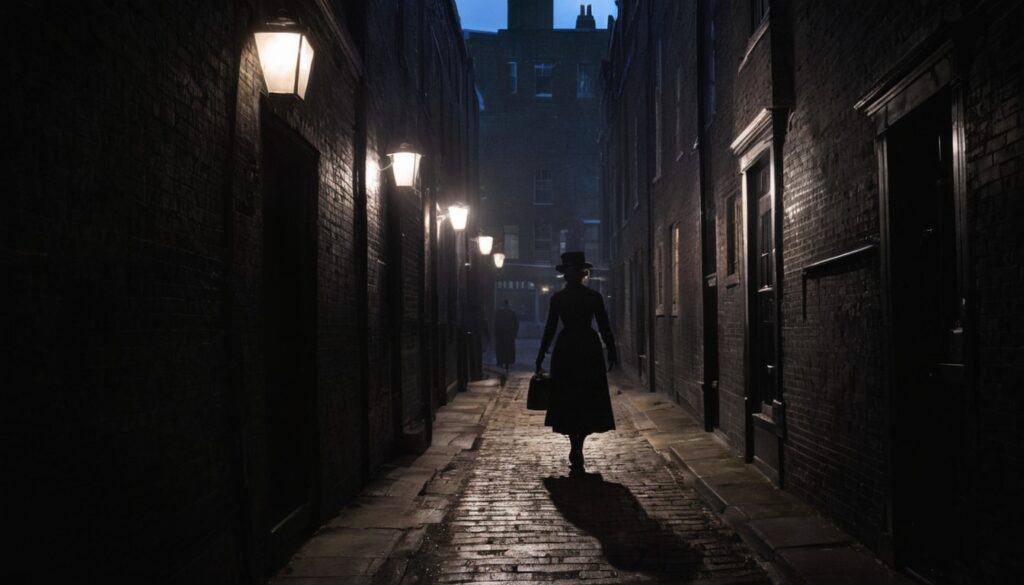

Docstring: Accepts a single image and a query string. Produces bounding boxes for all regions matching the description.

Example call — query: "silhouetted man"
[494,299,519,375]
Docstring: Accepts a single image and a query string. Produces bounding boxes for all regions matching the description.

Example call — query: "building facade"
[467,1,610,337]
[602,0,1023,581]
[5,0,480,582]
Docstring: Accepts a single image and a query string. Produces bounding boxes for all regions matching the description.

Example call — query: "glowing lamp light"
[493,253,506,269]
[254,18,315,99]
[541,286,551,294]
[386,143,423,188]
[448,204,470,231]
[477,236,494,255]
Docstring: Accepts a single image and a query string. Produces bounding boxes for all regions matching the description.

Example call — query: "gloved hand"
[606,348,619,372]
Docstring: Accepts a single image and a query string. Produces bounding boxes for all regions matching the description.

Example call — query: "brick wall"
[5,0,478,581]
[602,0,1023,579]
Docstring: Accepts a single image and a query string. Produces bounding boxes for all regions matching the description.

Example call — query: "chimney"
[575,3,596,29]
[508,0,553,30]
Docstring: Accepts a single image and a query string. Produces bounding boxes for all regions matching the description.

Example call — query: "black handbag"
[527,372,553,411]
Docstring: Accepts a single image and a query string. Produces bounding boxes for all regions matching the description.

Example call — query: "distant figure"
[536,251,618,471]
[494,299,519,374]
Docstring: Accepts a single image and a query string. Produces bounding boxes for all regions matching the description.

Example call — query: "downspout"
[644,2,657,393]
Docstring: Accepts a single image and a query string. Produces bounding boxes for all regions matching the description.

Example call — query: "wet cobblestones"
[403,375,772,584]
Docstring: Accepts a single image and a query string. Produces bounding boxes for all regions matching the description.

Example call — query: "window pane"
[577,63,593,98]
[535,63,553,97]
[534,169,553,205]
[508,61,518,93]
[504,225,520,259]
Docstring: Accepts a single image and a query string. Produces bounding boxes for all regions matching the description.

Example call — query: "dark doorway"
[261,110,320,569]
[632,253,647,380]
[887,89,967,584]
[702,201,720,430]
[746,157,782,481]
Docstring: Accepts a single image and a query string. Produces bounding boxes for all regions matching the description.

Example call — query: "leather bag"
[527,372,553,411]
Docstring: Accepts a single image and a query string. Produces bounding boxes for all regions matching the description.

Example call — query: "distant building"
[467,1,610,335]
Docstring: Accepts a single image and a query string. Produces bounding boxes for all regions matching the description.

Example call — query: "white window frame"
[534,63,554,97]
[534,169,554,206]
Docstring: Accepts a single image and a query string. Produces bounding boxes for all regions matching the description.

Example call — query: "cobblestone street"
[403,374,773,584]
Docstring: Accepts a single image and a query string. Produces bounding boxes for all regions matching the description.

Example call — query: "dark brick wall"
[961,2,1024,576]
[602,0,1023,579]
[5,0,478,581]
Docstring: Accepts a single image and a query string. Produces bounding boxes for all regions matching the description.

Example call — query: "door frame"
[259,104,322,570]
[732,107,788,484]
[855,32,974,567]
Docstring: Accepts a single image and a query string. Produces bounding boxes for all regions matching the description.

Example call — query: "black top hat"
[556,251,593,273]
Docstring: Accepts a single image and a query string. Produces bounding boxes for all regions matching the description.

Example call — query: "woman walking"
[535,251,618,471]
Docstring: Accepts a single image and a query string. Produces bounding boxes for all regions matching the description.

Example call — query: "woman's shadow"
[544,472,702,581]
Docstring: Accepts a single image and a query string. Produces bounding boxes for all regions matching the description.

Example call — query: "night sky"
[455,0,618,31]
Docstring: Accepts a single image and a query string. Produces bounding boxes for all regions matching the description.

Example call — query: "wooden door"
[888,89,967,583]
[261,111,319,569]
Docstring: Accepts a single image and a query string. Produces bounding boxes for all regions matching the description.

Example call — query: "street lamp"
[477,236,494,255]
[448,204,469,231]
[254,17,315,99]
[386,143,423,188]
[493,252,506,269]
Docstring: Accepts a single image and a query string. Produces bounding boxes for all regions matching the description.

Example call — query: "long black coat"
[539,283,617,435]
[493,307,519,367]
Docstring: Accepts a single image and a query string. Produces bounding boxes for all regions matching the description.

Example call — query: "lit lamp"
[254,17,315,99]
[386,143,423,188]
[477,236,494,255]
[448,204,469,231]
[493,253,506,269]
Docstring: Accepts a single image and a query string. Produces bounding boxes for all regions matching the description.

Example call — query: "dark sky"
[455,0,618,31]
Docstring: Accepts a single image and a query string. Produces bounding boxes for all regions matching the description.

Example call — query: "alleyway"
[273,374,775,584]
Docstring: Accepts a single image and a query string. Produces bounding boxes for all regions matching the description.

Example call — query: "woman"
[535,251,618,471]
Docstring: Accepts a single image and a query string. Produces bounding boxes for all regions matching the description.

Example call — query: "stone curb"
[610,371,912,585]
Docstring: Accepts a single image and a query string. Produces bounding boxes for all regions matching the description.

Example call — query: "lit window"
[535,63,553,97]
[534,169,553,205]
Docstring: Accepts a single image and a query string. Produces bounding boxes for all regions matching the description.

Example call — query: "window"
[726,195,738,275]
[701,0,717,127]
[534,222,552,253]
[632,117,640,209]
[655,229,665,314]
[750,0,769,33]
[671,223,681,315]
[654,40,663,178]
[503,225,520,259]
[534,63,553,97]
[675,66,684,155]
[577,63,593,98]
[508,61,518,93]
[584,222,600,261]
[559,228,569,254]
[534,169,553,205]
